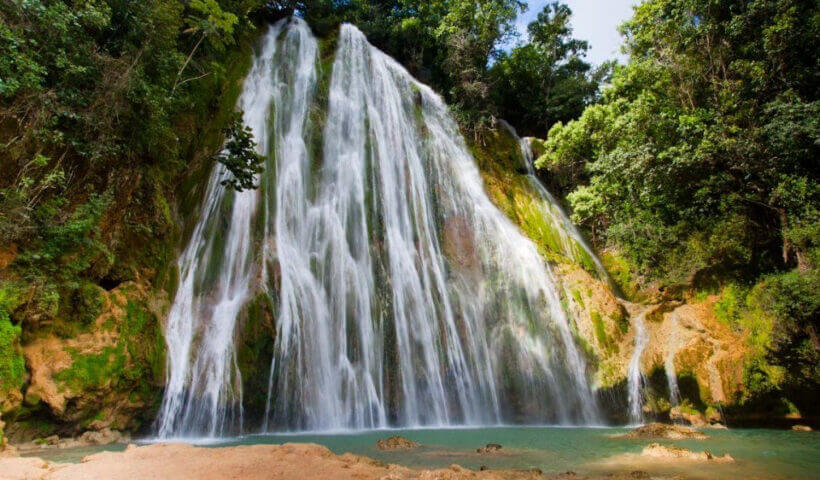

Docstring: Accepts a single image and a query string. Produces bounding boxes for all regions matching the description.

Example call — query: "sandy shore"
[0,442,671,480]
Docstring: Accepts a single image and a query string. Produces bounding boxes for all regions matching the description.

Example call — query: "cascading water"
[155,21,285,438]
[158,19,602,437]
[665,314,681,409]
[627,311,649,424]
[500,120,612,286]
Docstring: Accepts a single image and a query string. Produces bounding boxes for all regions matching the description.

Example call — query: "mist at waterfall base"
[154,18,624,439]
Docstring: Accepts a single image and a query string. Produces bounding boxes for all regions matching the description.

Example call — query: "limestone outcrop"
[376,436,420,450]
[620,423,708,440]
[641,443,734,462]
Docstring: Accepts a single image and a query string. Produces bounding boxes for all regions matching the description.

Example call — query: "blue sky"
[508,0,637,65]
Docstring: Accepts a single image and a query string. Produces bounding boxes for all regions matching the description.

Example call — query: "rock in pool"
[476,443,502,454]
[792,424,812,431]
[621,422,708,440]
[376,436,420,450]
[642,443,733,462]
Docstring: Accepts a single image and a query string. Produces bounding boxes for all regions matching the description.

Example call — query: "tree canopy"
[538,0,819,407]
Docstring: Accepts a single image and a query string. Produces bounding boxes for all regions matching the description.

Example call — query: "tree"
[539,0,819,284]
[490,2,608,137]
[216,113,264,192]
[435,0,526,133]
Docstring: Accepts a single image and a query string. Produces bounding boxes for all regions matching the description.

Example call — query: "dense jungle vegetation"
[0,0,817,425]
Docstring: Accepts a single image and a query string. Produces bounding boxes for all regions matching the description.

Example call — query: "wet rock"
[376,436,419,450]
[442,215,480,275]
[669,407,722,428]
[629,471,650,479]
[476,443,502,454]
[792,424,812,432]
[621,422,708,440]
[642,443,733,462]
[78,428,130,446]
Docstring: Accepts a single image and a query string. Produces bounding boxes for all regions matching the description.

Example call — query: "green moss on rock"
[0,309,25,399]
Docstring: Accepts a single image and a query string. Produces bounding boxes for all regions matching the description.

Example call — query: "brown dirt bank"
[0,442,682,480]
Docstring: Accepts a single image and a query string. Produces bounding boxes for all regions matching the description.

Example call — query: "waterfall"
[158,19,601,437]
[665,314,681,409]
[500,120,612,286]
[666,352,681,408]
[154,21,287,438]
[627,310,649,424]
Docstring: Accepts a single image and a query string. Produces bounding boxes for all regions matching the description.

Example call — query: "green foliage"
[490,2,609,137]
[54,299,164,397]
[0,308,25,396]
[436,0,525,130]
[590,311,609,351]
[754,270,820,388]
[217,112,264,191]
[0,0,263,337]
[539,0,819,412]
[540,0,819,288]
[714,283,745,327]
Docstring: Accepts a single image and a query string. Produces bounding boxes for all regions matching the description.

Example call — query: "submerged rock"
[376,436,420,450]
[621,422,708,440]
[642,443,733,462]
[17,428,129,452]
[476,443,502,454]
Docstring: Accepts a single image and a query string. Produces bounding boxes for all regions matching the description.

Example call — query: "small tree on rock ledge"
[216,112,264,192]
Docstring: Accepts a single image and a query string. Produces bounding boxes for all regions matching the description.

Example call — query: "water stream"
[665,313,682,409]
[500,119,612,286]
[627,310,649,424]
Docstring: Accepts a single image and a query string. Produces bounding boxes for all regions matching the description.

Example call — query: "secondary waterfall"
[157,19,601,437]
[665,314,681,409]
[500,120,611,285]
[627,310,649,424]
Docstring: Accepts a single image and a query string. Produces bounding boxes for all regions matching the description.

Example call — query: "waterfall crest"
[158,19,601,437]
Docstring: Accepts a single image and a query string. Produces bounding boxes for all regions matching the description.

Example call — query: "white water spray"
[627,310,649,424]
[665,314,681,408]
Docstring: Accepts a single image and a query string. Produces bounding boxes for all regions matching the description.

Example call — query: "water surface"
[26,426,818,479]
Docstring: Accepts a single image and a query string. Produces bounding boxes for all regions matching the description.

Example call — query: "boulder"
[79,428,130,446]
[669,407,723,428]
[792,425,812,432]
[621,422,708,440]
[376,436,419,450]
[476,443,502,454]
[642,443,733,462]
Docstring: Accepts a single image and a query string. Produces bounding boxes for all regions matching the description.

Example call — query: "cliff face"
[7,283,165,442]
[470,126,754,426]
[0,33,257,446]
